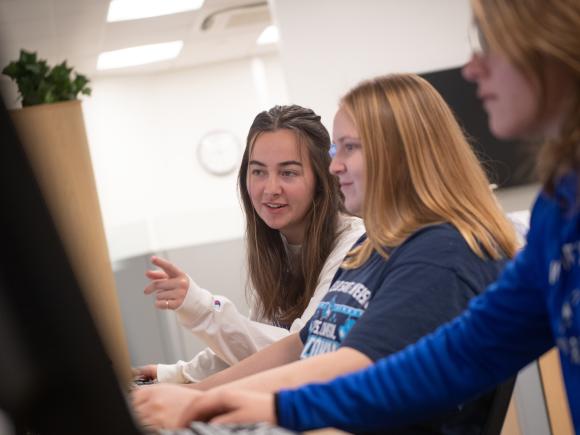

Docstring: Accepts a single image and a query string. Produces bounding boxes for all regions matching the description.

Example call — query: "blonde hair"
[341,74,519,269]
[472,0,580,194]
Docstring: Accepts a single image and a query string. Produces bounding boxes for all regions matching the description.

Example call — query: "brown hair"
[471,0,580,194]
[238,105,343,325]
[340,74,519,269]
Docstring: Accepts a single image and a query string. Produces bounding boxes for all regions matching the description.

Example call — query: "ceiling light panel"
[97,41,184,70]
[107,0,204,22]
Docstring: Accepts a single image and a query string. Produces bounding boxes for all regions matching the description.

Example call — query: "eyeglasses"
[329,143,337,158]
[468,21,488,55]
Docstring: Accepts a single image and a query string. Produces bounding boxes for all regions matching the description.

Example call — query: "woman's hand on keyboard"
[144,256,189,311]
[190,389,276,425]
[132,383,203,429]
[132,364,158,381]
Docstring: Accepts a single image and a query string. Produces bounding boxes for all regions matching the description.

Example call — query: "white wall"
[271,0,472,126]
[5,0,536,262]
[82,53,289,261]
[270,0,538,213]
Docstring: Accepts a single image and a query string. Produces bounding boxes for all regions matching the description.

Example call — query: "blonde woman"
[135,105,364,383]
[133,74,518,433]
[173,0,580,432]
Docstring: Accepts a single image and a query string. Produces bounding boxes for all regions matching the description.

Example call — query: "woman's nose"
[329,156,345,175]
[264,175,281,195]
[462,53,485,83]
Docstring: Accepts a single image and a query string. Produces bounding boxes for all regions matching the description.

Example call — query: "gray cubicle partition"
[113,238,247,368]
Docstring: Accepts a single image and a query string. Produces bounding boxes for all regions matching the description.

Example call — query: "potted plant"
[2,49,91,106]
[2,50,131,382]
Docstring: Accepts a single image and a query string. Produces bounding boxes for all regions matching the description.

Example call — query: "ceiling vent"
[201,2,270,31]
[226,9,271,29]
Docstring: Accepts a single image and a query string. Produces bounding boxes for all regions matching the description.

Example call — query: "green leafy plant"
[2,49,92,107]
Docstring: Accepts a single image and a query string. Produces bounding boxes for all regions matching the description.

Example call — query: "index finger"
[150,256,182,278]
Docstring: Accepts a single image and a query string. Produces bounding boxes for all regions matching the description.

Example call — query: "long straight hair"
[238,105,343,325]
[341,74,519,269]
[472,0,580,195]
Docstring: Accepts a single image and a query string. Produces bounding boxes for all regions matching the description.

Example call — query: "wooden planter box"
[10,100,131,384]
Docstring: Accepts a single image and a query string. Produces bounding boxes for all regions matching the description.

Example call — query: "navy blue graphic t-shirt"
[299,223,507,434]
[300,223,506,361]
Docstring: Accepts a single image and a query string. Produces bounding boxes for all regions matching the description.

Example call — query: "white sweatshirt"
[156,214,365,383]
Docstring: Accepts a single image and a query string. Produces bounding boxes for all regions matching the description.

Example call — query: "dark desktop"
[0,99,141,434]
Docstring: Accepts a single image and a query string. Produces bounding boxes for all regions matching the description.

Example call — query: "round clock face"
[196,130,241,176]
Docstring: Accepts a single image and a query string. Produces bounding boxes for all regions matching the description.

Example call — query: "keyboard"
[158,422,299,434]
[129,378,159,391]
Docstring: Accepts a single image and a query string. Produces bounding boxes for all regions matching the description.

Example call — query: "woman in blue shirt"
[180,0,580,432]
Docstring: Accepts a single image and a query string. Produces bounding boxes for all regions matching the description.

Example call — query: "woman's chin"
[344,200,362,217]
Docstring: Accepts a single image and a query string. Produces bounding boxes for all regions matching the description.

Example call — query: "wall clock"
[196,130,241,176]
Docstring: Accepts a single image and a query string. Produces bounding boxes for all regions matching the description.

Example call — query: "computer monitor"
[0,99,142,434]
[420,67,538,188]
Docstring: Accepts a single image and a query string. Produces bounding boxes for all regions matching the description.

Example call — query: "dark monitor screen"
[420,67,538,188]
[0,99,142,434]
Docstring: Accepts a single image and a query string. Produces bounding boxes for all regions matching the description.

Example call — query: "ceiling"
[0,0,278,79]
